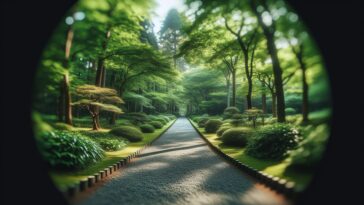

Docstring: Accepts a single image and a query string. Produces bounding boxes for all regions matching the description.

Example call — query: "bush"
[52,122,74,131]
[216,125,231,137]
[221,127,252,146]
[165,114,176,120]
[223,106,240,119]
[158,115,170,123]
[36,130,104,169]
[150,121,163,129]
[155,118,167,125]
[197,117,209,128]
[32,112,53,136]
[139,124,155,133]
[79,131,127,151]
[109,126,143,142]
[289,124,329,169]
[246,123,302,160]
[204,119,223,133]
[122,112,149,125]
[285,107,297,115]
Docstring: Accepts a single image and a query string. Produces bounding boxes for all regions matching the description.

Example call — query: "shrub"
[289,124,329,169]
[139,124,155,133]
[216,125,231,137]
[155,118,167,125]
[122,112,149,125]
[109,126,143,142]
[197,117,209,128]
[36,130,104,169]
[204,119,223,133]
[79,131,127,151]
[246,123,302,160]
[285,107,297,115]
[52,122,74,131]
[158,115,170,123]
[165,114,176,120]
[221,127,252,146]
[223,106,240,119]
[32,112,53,136]
[150,121,163,129]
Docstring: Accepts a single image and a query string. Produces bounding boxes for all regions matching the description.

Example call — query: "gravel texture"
[78,118,289,205]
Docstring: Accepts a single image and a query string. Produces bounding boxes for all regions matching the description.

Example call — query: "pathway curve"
[78,118,289,205]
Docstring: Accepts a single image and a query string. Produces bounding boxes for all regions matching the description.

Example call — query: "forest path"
[78,118,289,205]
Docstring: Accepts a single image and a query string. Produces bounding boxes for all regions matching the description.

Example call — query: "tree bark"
[271,92,277,118]
[262,92,267,113]
[231,70,236,106]
[226,79,231,107]
[298,52,309,124]
[63,74,72,125]
[250,0,286,122]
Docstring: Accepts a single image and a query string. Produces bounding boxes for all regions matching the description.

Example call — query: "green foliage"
[123,112,149,125]
[150,121,163,129]
[204,119,223,133]
[155,118,167,125]
[109,126,143,142]
[36,130,104,170]
[139,124,155,133]
[246,124,302,160]
[32,112,53,136]
[52,122,74,131]
[216,125,231,137]
[223,107,241,119]
[158,115,171,123]
[289,124,329,168]
[285,107,297,115]
[221,127,252,146]
[79,131,127,151]
[197,117,209,128]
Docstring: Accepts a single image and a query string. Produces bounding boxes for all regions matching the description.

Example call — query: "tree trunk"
[92,115,99,130]
[63,73,72,125]
[246,78,253,109]
[58,81,65,122]
[299,57,309,124]
[262,92,267,113]
[232,70,236,106]
[226,79,231,107]
[272,92,277,118]
[250,0,286,122]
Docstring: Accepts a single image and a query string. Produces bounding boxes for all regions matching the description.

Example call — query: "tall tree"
[249,0,286,122]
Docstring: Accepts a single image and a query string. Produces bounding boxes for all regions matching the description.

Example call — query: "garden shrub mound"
[80,131,127,151]
[155,118,167,125]
[223,106,240,119]
[52,122,74,131]
[122,112,149,125]
[150,121,163,129]
[197,117,209,128]
[140,123,155,133]
[289,124,329,169]
[158,115,170,123]
[246,123,302,160]
[204,119,223,133]
[221,127,252,146]
[216,125,231,137]
[285,107,297,115]
[109,126,143,142]
[36,130,104,169]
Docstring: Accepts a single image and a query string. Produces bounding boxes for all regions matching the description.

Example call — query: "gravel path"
[78,118,289,205]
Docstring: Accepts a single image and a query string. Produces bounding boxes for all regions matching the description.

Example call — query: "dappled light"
[32,0,331,204]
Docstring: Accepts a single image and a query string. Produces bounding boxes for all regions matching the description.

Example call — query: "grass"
[190,120,313,191]
[49,120,175,190]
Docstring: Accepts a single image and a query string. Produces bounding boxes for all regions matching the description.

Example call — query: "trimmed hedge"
[109,126,143,142]
[216,125,231,137]
[221,127,252,146]
[79,131,127,151]
[150,121,163,129]
[223,106,240,119]
[204,119,223,133]
[52,122,74,131]
[246,123,302,160]
[289,124,329,169]
[140,124,155,133]
[197,117,209,128]
[36,130,104,169]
